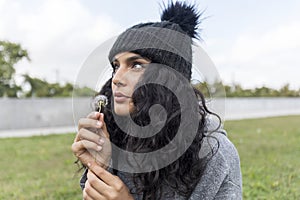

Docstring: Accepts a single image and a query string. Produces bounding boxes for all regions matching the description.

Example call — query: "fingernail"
[87,163,91,167]
[96,121,101,127]
[99,138,104,145]
[97,146,102,151]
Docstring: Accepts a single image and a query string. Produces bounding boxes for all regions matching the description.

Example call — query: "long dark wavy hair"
[97,60,221,200]
[94,2,221,199]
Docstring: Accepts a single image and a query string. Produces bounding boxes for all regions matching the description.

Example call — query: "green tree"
[279,83,297,97]
[23,74,50,97]
[193,81,210,98]
[72,86,96,97]
[23,74,78,97]
[0,40,30,97]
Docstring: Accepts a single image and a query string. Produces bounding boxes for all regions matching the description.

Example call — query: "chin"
[114,104,131,116]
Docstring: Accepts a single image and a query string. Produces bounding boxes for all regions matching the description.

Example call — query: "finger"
[99,113,106,129]
[71,142,99,167]
[88,163,117,186]
[78,118,103,132]
[83,188,92,200]
[87,111,101,119]
[87,170,111,197]
[84,179,105,200]
[78,111,100,130]
[71,140,85,157]
[76,128,105,146]
[72,139,103,156]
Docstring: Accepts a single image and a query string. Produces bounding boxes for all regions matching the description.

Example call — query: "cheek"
[111,83,115,92]
[129,100,135,112]
[128,73,144,92]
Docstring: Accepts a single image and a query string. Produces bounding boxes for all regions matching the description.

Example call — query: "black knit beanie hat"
[108,2,202,80]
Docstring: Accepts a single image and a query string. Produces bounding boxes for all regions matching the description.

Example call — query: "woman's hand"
[83,163,134,200]
[71,112,112,168]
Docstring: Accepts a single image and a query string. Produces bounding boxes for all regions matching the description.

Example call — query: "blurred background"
[0,0,299,199]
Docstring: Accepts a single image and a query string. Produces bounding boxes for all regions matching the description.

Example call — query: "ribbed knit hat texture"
[108,2,202,80]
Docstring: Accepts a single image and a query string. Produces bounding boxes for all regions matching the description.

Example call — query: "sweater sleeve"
[188,132,242,200]
[80,168,88,190]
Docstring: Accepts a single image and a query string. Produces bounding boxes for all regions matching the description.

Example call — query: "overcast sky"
[1,0,300,89]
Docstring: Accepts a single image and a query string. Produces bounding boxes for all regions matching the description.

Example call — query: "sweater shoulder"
[189,131,242,199]
[199,130,239,164]
[199,128,242,184]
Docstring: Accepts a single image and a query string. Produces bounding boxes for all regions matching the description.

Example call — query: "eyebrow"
[112,55,150,63]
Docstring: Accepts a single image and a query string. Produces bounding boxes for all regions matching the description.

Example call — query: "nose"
[112,65,126,87]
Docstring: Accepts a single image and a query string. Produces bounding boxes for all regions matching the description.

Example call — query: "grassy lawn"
[225,115,300,199]
[0,115,299,199]
[0,134,82,200]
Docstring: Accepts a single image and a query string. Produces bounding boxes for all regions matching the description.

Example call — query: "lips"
[114,91,131,103]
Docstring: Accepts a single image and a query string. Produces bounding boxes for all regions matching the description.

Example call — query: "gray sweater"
[80,124,242,199]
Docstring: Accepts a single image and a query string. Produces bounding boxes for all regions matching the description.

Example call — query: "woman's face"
[111,52,151,116]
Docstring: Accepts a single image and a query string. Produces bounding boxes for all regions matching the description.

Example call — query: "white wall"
[0,98,92,130]
[1,97,300,130]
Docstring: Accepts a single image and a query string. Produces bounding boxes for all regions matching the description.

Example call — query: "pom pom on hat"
[161,1,202,39]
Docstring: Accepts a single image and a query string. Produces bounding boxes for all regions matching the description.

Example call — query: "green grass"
[0,134,82,200]
[0,115,300,199]
[225,115,300,199]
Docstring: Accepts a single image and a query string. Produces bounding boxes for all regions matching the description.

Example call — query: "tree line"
[1,40,299,98]
[0,40,94,98]
[194,81,300,98]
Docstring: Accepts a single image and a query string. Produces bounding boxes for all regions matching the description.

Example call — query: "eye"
[112,63,120,73]
[131,62,145,71]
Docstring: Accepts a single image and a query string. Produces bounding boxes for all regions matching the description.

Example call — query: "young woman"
[72,2,242,200]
